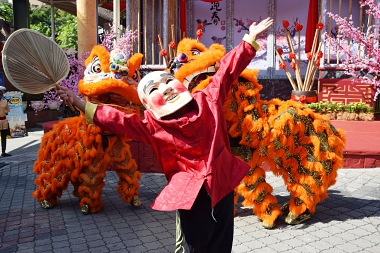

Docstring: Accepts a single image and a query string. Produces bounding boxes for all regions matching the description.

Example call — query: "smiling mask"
[137,71,193,119]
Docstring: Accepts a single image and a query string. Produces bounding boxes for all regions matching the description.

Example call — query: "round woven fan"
[2,28,70,94]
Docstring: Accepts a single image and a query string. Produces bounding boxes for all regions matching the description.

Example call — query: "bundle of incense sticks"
[158,24,177,66]
[276,18,324,91]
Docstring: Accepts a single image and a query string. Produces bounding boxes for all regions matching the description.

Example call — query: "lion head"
[78,45,143,108]
[169,38,262,95]
[168,38,225,92]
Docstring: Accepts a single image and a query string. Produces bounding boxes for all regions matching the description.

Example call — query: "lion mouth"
[183,63,219,91]
[90,92,131,107]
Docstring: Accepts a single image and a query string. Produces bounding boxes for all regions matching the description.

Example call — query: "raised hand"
[249,17,274,40]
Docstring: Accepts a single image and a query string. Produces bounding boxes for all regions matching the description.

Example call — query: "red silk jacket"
[91,40,256,211]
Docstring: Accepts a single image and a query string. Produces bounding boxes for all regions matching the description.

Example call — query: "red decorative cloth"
[305,0,319,53]
[180,0,187,37]
[291,93,317,103]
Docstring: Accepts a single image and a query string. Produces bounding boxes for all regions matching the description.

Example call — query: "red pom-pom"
[289,52,296,60]
[282,20,290,28]
[196,29,203,38]
[279,62,286,69]
[290,62,296,70]
[277,48,283,55]
[169,41,176,49]
[296,23,303,32]
[307,52,313,60]
[317,51,323,58]
[316,23,324,30]
[160,49,167,56]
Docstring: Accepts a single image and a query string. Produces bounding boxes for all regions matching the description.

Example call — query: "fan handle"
[56,85,76,111]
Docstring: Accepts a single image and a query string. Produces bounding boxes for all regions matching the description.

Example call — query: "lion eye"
[93,65,101,73]
[191,49,201,56]
[132,71,141,81]
[89,56,102,73]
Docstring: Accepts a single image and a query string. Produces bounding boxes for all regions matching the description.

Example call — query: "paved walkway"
[0,128,379,252]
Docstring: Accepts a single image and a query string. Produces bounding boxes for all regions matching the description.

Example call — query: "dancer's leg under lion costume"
[169,38,345,228]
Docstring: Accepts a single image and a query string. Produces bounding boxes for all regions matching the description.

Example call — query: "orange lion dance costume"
[169,38,345,228]
[32,45,143,214]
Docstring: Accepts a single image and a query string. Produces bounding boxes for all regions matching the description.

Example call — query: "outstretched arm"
[208,17,273,101]
[57,86,151,143]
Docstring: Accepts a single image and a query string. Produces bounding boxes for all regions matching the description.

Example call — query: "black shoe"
[1,153,11,157]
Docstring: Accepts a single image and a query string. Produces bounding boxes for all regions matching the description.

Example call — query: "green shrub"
[307,101,373,113]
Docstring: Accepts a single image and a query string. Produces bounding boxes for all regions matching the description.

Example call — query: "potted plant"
[43,89,62,110]
[30,100,45,113]
[356,102,375,121]
[365,106,375,121]
[325,101,337,120]
[344,103,358,121]
[335,102,345,120]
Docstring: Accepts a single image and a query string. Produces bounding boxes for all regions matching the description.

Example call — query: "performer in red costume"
[58,17,273,253]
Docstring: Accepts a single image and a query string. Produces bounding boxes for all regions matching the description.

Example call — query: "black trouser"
[1,129,7,153]
[176,186,234,253]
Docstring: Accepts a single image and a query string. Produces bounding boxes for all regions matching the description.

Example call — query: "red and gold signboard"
[318,78,375,107]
